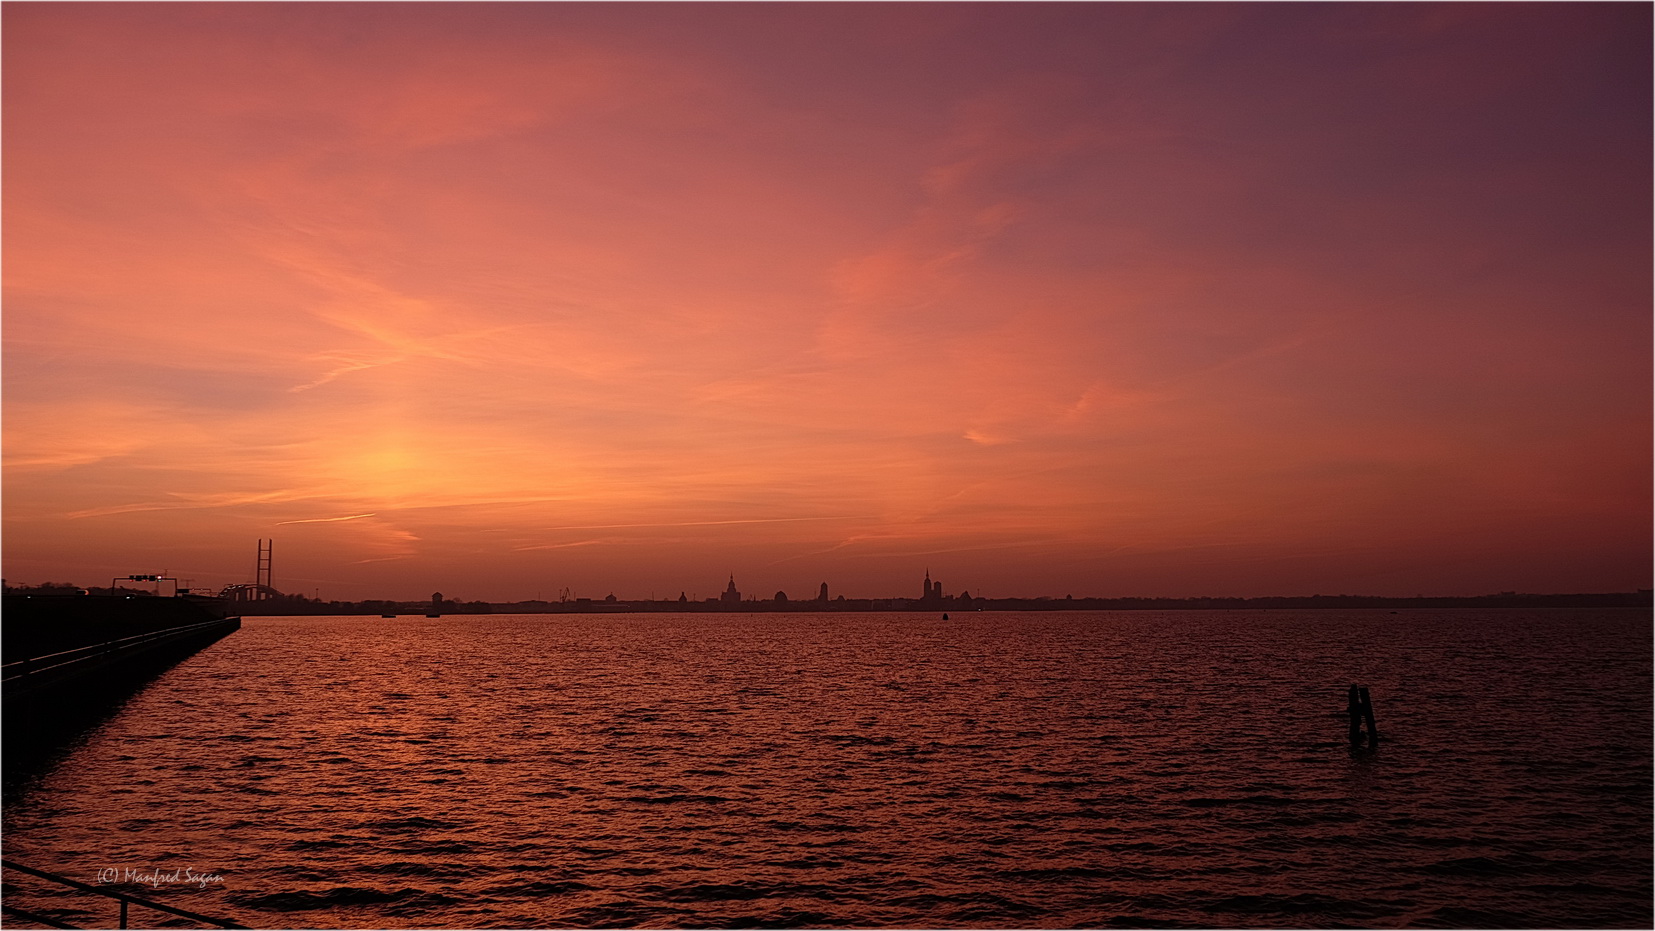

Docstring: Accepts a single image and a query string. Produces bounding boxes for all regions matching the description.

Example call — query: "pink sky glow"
[4,3,1649,601]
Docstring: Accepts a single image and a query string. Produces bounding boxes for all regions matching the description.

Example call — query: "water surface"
[4,610,1649,928]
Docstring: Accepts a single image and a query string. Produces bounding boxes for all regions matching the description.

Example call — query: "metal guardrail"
[1,859,247,929]
[1,619,239,685]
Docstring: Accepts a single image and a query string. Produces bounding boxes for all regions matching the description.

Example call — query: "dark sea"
[3,610,1650,929]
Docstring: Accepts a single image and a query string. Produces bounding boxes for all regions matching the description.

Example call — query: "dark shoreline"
[228,590,1651,615]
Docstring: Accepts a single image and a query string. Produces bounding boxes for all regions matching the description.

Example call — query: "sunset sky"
[4,3,1649,602]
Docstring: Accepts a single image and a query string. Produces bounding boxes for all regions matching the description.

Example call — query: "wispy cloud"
[276,513,379,526]
[288,356,406,393]
[5,5,1646,598]
[512,539,614,552]
[530,516,872,533]
[65,491,314,520]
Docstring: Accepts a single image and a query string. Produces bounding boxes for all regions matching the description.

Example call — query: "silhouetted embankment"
[3,595,240,794]
[3,593,230,660]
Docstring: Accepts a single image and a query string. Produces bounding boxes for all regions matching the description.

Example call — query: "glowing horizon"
[5,4,1650,602]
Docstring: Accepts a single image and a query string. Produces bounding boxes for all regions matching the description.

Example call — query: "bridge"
[218,538,280,602]
[217,582,283,602]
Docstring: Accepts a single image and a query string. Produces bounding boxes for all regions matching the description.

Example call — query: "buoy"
[942,613,949,620]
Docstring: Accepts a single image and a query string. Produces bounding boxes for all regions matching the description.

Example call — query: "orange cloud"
[5,4,1647,599]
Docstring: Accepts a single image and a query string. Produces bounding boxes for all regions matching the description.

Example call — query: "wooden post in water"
[1347,684,1379,748]
[1359,686,1379,747]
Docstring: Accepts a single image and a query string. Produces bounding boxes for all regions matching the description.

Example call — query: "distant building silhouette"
[922,570,942,604]
[720,575,741,605]
[818,582,829,603]
[775,590,788,603]
[679,591,688,603]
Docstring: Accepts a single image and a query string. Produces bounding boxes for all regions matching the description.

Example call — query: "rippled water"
[3,610,1650,928]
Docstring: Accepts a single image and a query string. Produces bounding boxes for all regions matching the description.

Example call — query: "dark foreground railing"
[2,618,240,689]
[0,859,247,929]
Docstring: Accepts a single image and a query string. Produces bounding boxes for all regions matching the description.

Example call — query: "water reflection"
[3,610,1649,929]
